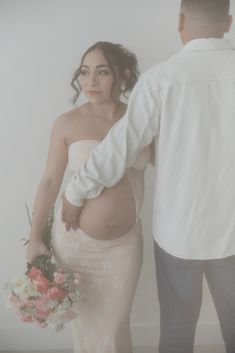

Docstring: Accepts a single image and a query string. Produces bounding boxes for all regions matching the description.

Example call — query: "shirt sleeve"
[65,73,161,206]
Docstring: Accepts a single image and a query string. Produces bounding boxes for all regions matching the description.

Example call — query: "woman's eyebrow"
[96,65,110,68]
[81,64,110,69]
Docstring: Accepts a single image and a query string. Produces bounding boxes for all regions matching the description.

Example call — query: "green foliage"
[25,204,56,281]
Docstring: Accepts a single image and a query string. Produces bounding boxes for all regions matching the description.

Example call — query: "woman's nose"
[88,72,99,86]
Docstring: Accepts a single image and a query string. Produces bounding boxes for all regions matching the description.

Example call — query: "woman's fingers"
[40,244,51,257]
[63,213,79,231]
[26,240,51,263]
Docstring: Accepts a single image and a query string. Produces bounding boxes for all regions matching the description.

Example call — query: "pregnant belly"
[78,175,136,240]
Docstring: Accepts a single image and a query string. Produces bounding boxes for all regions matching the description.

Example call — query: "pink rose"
[28,267,43,280]
[21,315,33,323]
[53,272,66,285]
[35,309,51,320]
[34,298,47,311]
[45,286,66,301]
[36,276,49,293]
[37,321,48,328]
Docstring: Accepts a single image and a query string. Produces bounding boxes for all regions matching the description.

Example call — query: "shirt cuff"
[64,183,84,207]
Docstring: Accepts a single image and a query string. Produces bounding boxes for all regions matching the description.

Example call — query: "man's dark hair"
[181,0,230,22]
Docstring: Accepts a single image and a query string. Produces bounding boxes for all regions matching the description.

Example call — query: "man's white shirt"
[65,38,235,260]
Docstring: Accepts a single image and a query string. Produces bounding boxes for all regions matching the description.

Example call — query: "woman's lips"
[87,90,102,95]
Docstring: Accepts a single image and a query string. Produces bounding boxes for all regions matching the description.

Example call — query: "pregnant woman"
[26,41,152,353]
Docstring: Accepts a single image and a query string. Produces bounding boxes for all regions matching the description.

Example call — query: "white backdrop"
[1,0,235,351]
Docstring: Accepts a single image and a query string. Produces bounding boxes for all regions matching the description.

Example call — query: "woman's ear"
[124,69,131,80]
[119,69,131,92]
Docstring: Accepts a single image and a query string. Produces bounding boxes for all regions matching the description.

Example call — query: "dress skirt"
[52,207,143,353]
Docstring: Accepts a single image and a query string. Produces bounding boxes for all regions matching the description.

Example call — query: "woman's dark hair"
[71,41,139,104]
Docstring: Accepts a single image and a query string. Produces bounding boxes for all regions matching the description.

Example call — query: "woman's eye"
[97,70,110,76]
[80,70,89,76]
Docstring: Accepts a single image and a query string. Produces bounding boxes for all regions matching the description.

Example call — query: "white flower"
[45,300,59,310]
[8,276,38,299]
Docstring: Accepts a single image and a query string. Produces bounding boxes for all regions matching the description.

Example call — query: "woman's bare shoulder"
[56,104,89,125]
[53,104,89,133]
[52,104,91,144]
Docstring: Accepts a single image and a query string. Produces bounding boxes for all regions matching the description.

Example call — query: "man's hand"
[61,193,82,231]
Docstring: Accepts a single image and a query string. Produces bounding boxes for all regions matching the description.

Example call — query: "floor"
[0,347,226,353]
[135,346,225,353]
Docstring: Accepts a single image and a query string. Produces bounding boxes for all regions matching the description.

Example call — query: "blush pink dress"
[52,140,150,353]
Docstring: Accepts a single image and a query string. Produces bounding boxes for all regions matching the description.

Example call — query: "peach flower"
[28,267,43,280]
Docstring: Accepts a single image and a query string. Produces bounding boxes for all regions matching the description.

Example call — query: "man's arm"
[65,73,161,207]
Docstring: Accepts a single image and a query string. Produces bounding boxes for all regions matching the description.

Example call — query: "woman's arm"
[26,115,68,263]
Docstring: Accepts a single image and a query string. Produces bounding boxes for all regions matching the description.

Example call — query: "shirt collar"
[181,38,235,53]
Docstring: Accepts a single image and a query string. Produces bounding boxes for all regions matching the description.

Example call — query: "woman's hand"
[61,193,82,231]
[26,237,51,264]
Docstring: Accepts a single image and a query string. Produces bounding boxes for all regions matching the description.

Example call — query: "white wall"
[1,0,235,351]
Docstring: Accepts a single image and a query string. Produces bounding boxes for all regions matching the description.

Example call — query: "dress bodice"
[68,139,150,172]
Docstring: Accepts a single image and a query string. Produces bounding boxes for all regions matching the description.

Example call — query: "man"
[62,1,235,352]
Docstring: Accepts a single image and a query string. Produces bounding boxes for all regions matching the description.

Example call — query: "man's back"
[146,38,235,259]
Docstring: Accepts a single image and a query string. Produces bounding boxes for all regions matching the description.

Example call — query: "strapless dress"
[52,141,151,353]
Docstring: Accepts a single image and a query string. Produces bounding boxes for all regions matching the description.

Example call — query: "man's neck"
[182,32,224,45]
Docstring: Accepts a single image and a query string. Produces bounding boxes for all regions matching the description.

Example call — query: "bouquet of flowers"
[6,206,81,331]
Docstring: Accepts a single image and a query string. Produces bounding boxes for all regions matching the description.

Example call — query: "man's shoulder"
[143,42,235,86]
[142,52,183,83]
[144,58,173,75]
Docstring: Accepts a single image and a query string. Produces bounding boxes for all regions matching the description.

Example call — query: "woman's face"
[79,48,117,104]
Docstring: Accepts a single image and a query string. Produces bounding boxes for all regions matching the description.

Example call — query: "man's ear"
[178,12,184,32]
[225,14,233,33]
